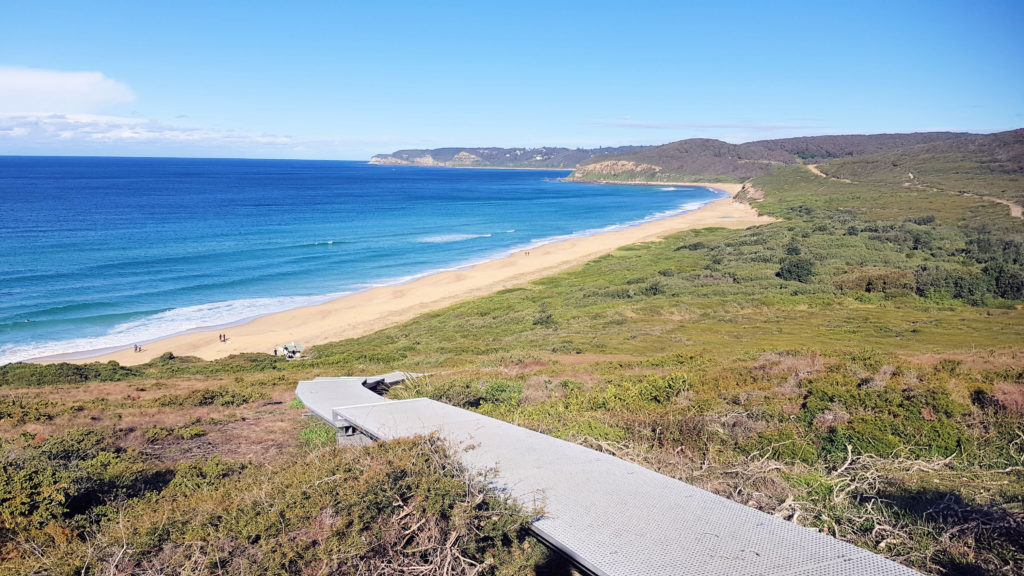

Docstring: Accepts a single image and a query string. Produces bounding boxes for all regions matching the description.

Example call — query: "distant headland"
[371,130,1022,186]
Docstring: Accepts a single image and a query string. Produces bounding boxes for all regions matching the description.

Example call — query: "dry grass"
[992,382,1024,416]
[133,407,304,465]
[902,350,1024,372]
[752,350,825,397]
[0,375,303,468]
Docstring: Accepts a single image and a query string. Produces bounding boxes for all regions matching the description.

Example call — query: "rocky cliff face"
[567,160,662,180]
[369,153,444,166]
[369,145,649,169]
[368,151,485,167]
[368,155,408,166]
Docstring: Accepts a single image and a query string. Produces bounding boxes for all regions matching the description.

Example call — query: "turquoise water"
[0,157,724,364]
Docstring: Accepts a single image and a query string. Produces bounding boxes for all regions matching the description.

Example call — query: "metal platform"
[296,376,921,576]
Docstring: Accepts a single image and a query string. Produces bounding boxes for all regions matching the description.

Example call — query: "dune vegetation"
[2,142,1023,574]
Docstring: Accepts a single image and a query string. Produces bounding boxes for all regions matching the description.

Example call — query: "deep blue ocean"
[0,157,724,364]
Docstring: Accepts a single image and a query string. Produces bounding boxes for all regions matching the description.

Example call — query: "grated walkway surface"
[297,377,921,576]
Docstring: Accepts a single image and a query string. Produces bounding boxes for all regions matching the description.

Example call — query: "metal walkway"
[296,376,920,576]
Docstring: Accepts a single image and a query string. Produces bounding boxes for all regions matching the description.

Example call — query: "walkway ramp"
[297,376,920,576]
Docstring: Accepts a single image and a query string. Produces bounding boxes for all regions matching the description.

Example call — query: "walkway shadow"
[533,548,584,576]
[875,486,1024,575]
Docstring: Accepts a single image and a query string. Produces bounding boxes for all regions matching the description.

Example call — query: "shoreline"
[33,183,773,366]
[562,178,743,187]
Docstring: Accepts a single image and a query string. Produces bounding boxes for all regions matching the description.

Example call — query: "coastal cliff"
[369,145,646,169]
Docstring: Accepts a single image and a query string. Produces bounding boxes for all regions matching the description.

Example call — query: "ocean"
[0,157,724,364]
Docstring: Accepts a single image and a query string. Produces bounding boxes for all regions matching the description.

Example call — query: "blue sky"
[1,1,1021,159]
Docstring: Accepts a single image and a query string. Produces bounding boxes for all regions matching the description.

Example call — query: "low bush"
[833,267,915,293]
[777,256,814,282]
[299,421,337,450]
[0,428,161,534]
[0,361,141,387]
[150,386,268,408]
[0,397,58,424]
[3,437,543,575]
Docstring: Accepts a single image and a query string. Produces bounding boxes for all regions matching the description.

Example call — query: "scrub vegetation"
[2,134,1023,574]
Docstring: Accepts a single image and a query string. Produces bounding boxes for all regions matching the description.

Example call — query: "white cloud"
[0,66,135,113]
[0,113,292,146]
[0,67,405,158]
[0,113,387,159]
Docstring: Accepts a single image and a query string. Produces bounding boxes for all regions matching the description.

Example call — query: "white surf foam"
[0,292,348,365]
[419,233,492,243]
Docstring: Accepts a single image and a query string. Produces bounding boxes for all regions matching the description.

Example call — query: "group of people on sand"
[218,333,229,342]
[132,344,143,353]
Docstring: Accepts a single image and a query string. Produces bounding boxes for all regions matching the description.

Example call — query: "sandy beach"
[41,183,772,366]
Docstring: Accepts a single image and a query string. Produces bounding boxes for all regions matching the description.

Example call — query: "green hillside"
[567,138,798,182]
[566,131,1012,185]
[751,132,973,162]
[3,136,1023,574]
[818,128,1024,205]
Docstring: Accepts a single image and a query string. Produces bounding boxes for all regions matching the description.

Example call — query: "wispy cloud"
[0,66,395,158]
[0,113,293,147]
[0,66,135,113]
[0,113,397,159]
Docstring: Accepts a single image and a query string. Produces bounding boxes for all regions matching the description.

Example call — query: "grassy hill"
[566,138,799,183]
[2,136,1023,574]
[818,128,1024,205]
[566,131,1007,184]
[750,132,973,162]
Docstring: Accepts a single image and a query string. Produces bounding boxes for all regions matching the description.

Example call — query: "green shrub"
[743,427,819,465]
[983,261,1024,300]
[833,267,915,293]
[481,380,523,406]
[802,381,972,460]
[0,361,141,387]
[0,397,57,424]
[176,425,205,440]
[905,215,936,225]
[168,455,244,492]
[0,428,156,531]
[144,426,171,442]
[777,256,815,282]
[914,265,993,305]
[151,386,268,408]
[532,303,556,328]
[299,421,337,450]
